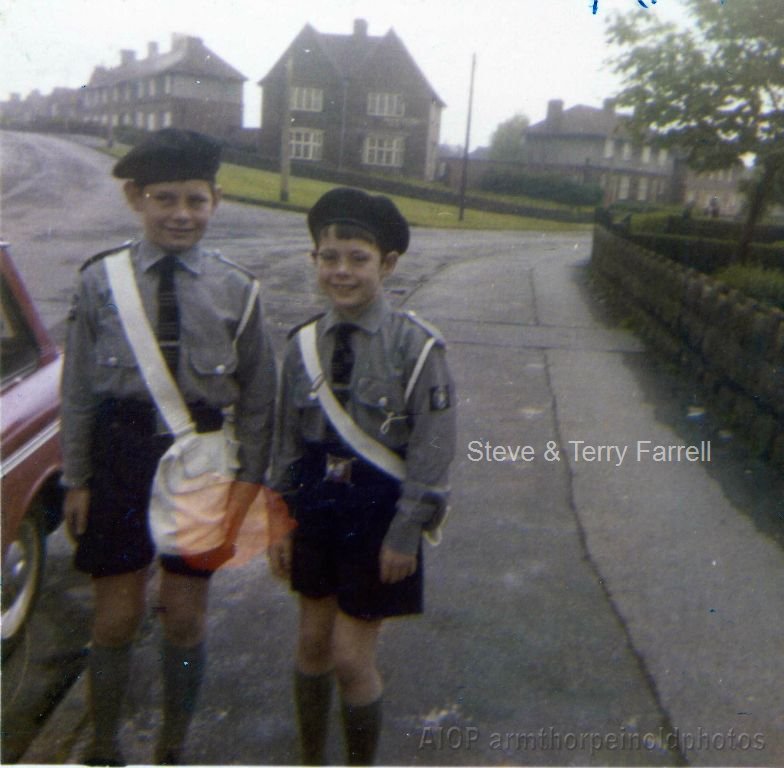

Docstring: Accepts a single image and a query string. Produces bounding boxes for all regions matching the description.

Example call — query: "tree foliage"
[489,113,530,162]
[607,0,784,258]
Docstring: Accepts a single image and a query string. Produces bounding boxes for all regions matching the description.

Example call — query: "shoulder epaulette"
[401,310,445,345]
[287,312,325,340]
[79,241,134,272]
[215,252,257,280]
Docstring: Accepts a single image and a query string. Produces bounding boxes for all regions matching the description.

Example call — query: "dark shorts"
[291,447,423,621]
[73,399,221,580]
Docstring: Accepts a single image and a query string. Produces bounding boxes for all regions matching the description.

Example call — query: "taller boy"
[269,187,457,765]
[60,129,276,765]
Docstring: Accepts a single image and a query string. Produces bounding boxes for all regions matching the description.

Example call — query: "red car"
[1,242,64,657]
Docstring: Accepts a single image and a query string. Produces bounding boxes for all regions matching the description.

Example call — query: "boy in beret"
[269,187,456,765]
[60,128,277,765]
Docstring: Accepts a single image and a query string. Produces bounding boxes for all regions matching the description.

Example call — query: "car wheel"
[2,508,46,659]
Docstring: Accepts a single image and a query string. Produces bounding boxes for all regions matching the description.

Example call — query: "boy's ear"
[211,184,223,210]
[123,180,145,212]
[381,251,399,277]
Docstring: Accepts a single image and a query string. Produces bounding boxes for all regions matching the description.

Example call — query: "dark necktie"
[157,255,180,377]
[331,323,356,405]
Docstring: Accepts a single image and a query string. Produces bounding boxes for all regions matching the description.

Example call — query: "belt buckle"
[325,453,354,484]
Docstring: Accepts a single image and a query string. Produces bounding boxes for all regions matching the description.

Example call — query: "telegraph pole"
[280,56,292,202]
[458,53,476,222]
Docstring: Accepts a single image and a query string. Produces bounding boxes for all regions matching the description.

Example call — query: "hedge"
[478,168,603,207]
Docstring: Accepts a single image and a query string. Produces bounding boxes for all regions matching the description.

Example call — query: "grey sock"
[87,642,132,763]
[156,640,206,764]
[341,698,382,766]
[295,669,334,765]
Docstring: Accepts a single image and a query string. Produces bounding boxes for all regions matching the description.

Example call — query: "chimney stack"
[147,41,159,58]
[353,18,368,37]
[546,99,564,131]
[120,49,136,66]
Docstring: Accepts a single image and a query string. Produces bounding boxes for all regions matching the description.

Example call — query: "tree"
[607,0,784,260]
[489,113,530,163]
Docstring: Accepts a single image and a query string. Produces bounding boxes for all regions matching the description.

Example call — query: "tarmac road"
[2,131,784,766]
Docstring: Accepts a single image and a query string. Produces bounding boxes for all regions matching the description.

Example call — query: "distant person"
[268,188,457,765]
[60,128,277,765]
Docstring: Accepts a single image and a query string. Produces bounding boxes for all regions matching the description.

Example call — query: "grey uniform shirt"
[270,294,456,556]
[60,239,277,487]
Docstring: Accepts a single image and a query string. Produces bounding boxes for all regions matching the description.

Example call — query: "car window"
[1,278,39,385]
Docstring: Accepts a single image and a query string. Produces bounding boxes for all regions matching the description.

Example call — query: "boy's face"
[312,226,398,317]
[124,179,220,252]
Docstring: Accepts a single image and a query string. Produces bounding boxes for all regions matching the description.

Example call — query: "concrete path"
[20,233,784,766]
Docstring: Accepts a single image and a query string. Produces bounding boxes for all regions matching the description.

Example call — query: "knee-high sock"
[88,643,132,761]
[156,640,206,763]
[341,698,382,766]
[295,669,334,765]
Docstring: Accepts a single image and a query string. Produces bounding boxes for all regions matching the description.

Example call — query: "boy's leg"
[295,596,338,764]
[333,612,384,766]
[155,570,211,764]
[87,569,148,765]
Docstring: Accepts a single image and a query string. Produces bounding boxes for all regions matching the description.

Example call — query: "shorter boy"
[269,187,456,765]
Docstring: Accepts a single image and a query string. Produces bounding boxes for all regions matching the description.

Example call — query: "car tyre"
[2,505,46,660]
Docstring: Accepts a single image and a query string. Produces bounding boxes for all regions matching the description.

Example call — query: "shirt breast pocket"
[355,377,408,446]
[94,308,139,371]
[188,345,238,379]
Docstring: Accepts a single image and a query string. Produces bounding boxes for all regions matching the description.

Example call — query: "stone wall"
[591,224,784,466]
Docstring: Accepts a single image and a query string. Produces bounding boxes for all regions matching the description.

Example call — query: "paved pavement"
[18,223,784,766]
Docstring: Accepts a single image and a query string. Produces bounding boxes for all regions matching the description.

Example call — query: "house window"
[162,111,172,128]
[657,148,668,166]
[641,146,651,164]
[164,75,172,95]
[135,111,144,127]
[637,177,649,201]
[603,138,614,159]
[618,175,631,199]
[367,92,405,117]
[147,112,156,130]
[290,87,323,112]
[622,142,632,161]
[290,128,323,161]
[149,78,157,97]
[363,135,405,167]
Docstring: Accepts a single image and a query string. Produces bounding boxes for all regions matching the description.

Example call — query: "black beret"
[113,128,221,186]
[308,187,410,255]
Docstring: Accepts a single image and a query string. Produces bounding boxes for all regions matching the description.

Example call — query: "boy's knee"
[297,628,333,671]
[332,645,367,688]
[92,606,143,646]
[160,606,206,646]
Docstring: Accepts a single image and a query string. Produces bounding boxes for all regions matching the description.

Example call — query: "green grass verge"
[713,264,784,310]
[101,143,590,232]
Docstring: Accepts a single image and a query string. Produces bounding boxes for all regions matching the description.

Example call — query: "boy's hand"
[64,487,91,540]
[380,546,417,584]
[268,534,293,580]
[222,480,261,543]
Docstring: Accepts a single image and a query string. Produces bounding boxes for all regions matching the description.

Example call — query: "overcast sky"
[1,0,698,147]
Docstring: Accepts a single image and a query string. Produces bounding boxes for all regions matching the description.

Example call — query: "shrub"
[478,169,603,207]
[630,212,672,234]
[713,264,784,310]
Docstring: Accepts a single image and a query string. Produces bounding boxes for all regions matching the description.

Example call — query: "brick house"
[524,99,744,212]
[81,34,246,139]
[523,99,679,205]
[258,19,444,180]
